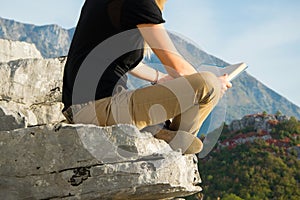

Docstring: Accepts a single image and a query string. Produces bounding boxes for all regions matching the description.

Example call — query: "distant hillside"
[196,139,300,200]
[1,17,300,123]
[186,113,300,200]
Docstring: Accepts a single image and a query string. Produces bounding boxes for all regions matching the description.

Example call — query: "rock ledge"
[0,123,201,200]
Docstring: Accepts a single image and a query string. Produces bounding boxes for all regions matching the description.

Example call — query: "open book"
[197,62,248,81]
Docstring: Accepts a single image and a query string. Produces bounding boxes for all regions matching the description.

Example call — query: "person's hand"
[218,74,232,96]
[157,73,174,84]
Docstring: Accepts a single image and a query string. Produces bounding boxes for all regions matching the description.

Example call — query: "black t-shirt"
[62,0,165,111]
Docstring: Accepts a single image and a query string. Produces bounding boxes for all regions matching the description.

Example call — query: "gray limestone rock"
[0,39,43,62]
[0,58,65,105]
[228,113,289,133]
[0,57,66,126]
[0,106,26,131]
[0,100,64,126]
[0,123,201,200]
[229,120,241,132]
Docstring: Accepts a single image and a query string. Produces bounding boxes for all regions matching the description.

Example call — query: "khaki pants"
[71,72,221,136]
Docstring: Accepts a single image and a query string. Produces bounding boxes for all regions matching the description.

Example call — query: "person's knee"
[187,72,221,103]
[201,71,220,89]
[188,72,219,90]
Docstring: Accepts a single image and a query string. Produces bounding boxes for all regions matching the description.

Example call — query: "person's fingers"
[222,85,228,93]
[218,74,233,97]
[222,73,232,89]
[227,81,232,88]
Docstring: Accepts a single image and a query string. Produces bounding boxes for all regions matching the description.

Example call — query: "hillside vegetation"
[187,113,300,200]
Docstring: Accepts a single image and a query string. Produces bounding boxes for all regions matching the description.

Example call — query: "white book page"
[197,62,248,81]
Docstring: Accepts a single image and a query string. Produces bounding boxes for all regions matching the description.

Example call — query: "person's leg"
[168,96,219,136]
[74,72,221,130]
[127,72,221,131]
[148,72,221,153]
[167,72,221,136]
[72,72,220,154]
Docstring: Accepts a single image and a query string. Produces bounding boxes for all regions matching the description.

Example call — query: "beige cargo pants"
[70,72,221,136]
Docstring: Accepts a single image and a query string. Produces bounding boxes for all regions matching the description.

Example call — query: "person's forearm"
[129,62,164,83]
[151,48,197,77]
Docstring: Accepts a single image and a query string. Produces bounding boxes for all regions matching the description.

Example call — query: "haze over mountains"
[0,17,299,123]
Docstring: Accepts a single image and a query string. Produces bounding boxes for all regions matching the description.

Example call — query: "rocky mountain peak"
[0,17,73,58]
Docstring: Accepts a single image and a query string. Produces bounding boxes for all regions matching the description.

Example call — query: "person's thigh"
[128,73,214,129]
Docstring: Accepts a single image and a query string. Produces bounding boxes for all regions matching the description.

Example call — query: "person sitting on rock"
[62,0,232,154]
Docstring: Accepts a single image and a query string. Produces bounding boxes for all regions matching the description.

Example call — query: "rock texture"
[0,39,43,62]
[0,123,201,200]
[0,106,26,131]
[0,57,66,126]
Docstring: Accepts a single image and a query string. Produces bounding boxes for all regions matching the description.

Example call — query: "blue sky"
[1,0,300,108]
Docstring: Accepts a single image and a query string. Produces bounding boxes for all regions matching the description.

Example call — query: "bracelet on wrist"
[151,69,159,85]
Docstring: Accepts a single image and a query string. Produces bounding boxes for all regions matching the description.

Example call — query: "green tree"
[276,110,282,116]
[196,142,300,200]
[262,111,268,116]
[222,193,243,200]
[191,115,300,200]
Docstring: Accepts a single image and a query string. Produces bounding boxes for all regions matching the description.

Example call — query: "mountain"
[0,17,73,58]
[1,17,300,124]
